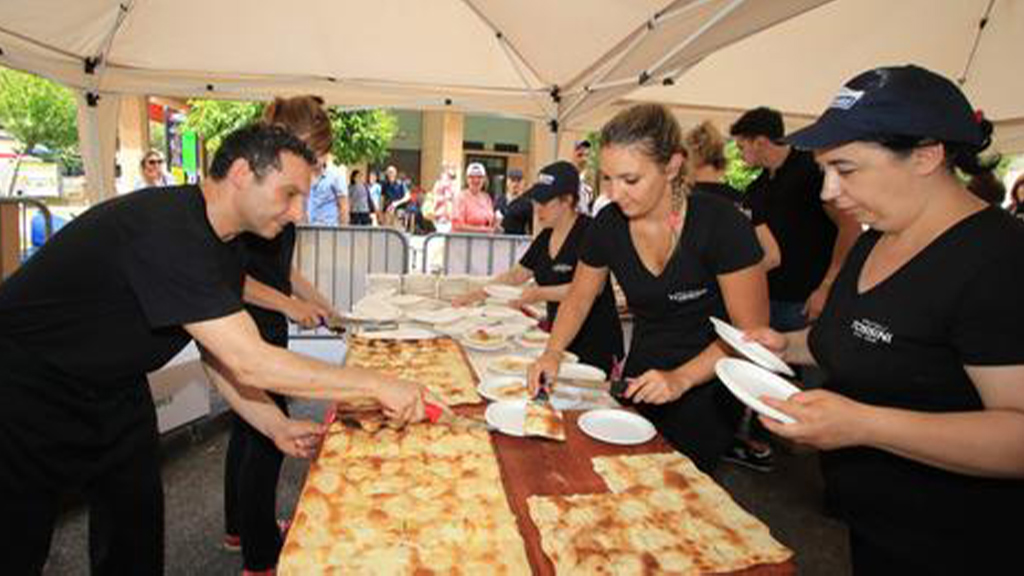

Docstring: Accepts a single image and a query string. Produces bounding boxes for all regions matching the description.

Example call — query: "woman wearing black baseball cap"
[749,65,1024,573]
[454,161,624,373]
[530,103,770,472]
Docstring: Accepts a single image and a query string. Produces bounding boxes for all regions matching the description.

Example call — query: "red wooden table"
[481,408,796,575]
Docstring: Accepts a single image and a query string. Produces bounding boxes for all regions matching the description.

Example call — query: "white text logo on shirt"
[667,288,707,303]
[552,263,573,274]
[850,318,893,344]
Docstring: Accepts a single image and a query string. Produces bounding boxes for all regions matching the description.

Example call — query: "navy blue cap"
[527,161,579,203]
[785,64,983,150]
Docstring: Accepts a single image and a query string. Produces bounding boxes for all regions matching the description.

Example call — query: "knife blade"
[424,402,495,431]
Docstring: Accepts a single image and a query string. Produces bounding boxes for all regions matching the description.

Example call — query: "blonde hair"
[262,95,332,157]
[684,121,727,171]
[600,103,689,210]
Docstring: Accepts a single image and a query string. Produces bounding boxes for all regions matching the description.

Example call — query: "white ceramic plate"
[488,354,535,375]
[484,284,524,300]
[710,317,795,377]
[517,329,549,349]
[358,327,437,340]
[715,358,800,424]
[460,327,509,351]
[485,400,527,436]
[389,294,427,307]
[477,375,531,402]
[480,304,523,319]
[578,409,656,445]
[406,307,465,325]
[352,297,402,323]
[519,348,579,363]
[559,362,606,382]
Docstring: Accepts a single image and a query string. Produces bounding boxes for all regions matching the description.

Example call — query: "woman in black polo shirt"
[530,104,770,471]
[454,161,623,373]
[751,65,1024,574]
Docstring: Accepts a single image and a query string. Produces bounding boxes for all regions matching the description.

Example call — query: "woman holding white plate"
[529,104,770,472]
[454,161,624,374]
[748,65,1024,574]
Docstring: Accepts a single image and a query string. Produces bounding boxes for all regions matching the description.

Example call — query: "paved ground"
[43,398,851,575]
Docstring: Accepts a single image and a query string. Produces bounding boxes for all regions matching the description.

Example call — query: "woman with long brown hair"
[529,103,770,471]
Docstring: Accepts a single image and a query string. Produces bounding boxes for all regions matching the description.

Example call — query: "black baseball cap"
[507,168,524,180]
[574,139,592,150]
[527,161,579,204]
[785,64,984,150]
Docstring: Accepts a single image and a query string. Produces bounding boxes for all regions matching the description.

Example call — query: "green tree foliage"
[183,99,265,155]
[723,139,762,192]
[184,99,398,166]
[327,108,398,165]
[0,66,81,173]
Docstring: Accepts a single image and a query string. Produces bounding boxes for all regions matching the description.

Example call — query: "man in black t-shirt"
[731,107,861,329]
[0,124,429,574]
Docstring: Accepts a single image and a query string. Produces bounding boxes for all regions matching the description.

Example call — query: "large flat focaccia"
[345,335,480,405]
[279,417,530,575]
[524,402,566,441]
[528,453,792,575]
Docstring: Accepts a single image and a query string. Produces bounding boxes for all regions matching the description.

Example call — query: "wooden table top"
[469,406,796,575]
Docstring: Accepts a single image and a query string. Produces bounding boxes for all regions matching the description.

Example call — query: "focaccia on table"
[279,415,530,575]
[524,402,566,441]
[345,335,480,405]
[527,452,792,575]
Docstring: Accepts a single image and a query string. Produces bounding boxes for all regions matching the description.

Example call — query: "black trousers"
[628,379,743,473]
[350,212,372,225]
[1,406,164,575]
[224,391,289,570]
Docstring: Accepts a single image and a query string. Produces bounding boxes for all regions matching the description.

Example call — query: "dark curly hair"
[208,122,316,181]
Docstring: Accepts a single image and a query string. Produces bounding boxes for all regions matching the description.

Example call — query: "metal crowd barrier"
[421,231,532,277]
[290,225,410,338]
[0,196,53,279]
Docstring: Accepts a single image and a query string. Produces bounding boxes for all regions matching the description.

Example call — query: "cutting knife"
[424,402,495,431]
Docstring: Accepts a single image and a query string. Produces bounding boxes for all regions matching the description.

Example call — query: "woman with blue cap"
[750,65,1024,574]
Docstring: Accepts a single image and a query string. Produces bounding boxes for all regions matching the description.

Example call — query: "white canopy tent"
[616,0,1024,153]
[1,0,1019,201]
[0,0,829,200]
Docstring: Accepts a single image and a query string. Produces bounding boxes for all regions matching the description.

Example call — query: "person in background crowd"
[347,169,375,226]
[430,165,458,233]
[684,119,782,472]
[529,103,770,472]
[750,64,1024,575]
[368,170,383,224]
[494,168,524,217]
[306,157,347,225]
[966,170,1006,206]
[134,150,175,190]
[456,161,623,373]
[572,139,595,214]
[453,162,497,233]
[380,165,407,226]
[498,168,533,235]
[684,121,781,270]
[731,106,861,327]
[0,123,431,575]
[1011,174,1024,220]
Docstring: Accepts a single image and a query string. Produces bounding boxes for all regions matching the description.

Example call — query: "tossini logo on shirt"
[850,318,893,345]
[552,263,573,274]
[667,288,708,303]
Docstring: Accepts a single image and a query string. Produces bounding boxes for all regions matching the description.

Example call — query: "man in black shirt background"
[731,107,861,330]
[0,124,429,574]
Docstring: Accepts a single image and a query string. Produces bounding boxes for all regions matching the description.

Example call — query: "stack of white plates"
[465,275,491,294]
[483,284,524,301]
[436,275,470,301]
[405,306,466,326]
[351,295,402,323]
[403,273,439,298]
[365,273,401,296]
